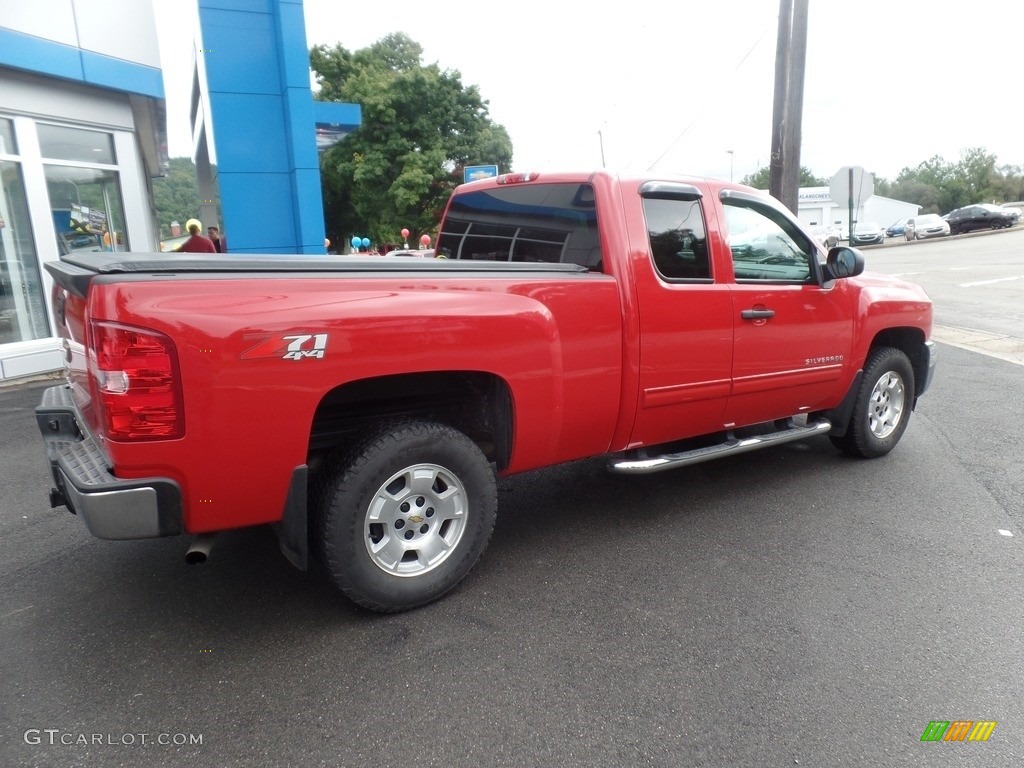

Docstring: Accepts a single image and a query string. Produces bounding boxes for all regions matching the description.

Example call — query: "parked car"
[885,218,908,238]
[809,225,839,248]
[945,204,1017,234]
[1000,205,1022,223]
[386,248,437,258]
[850,222,885,246]
[904,214,950,241]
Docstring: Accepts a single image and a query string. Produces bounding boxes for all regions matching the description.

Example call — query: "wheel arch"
[306,371,514,477]
[868,327,928,399]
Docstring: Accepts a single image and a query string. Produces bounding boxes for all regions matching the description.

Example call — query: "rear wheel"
[316,420,497,612]
[830,347,915,458]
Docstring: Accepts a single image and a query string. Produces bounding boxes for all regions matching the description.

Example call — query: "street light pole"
[727,149,734,181]
[598,130,606,168]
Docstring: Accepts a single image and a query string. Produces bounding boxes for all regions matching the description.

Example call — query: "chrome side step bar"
[609,418,832,475]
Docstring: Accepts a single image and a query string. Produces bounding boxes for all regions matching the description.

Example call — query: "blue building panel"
[80,51,164,99]
[198,0,361,255]
[198,10,279,94]
[0,29,163,99]
[282,87,319,169]
[274,2,312,88]
[291,167,330,251]
[0,29,84,82]
[216,172,297,253]
[313,101,362,129]
[200,0,273,12]
[209,93,291,173]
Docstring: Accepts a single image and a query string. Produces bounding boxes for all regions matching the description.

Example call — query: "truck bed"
[51,253,591,297]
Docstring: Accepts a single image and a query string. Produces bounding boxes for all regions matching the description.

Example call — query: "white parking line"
[959,275,1024,288]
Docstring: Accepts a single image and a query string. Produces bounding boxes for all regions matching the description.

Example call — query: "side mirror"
[825,246,865,280]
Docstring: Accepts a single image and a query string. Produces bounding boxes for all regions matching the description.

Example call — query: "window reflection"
[0,160,49,343]
[45,165,128,254]
[0,118,16,155]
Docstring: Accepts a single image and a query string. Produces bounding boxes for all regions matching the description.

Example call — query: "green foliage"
[311,33,514,249]
[740,165,826,189]
[151,157,205,239]
[889,148,1024,214]
[738,148,1024,215]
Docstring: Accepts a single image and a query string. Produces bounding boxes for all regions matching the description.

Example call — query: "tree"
[741,165,825,190]
[888,148,1024,213]
[311,33,513,249]
[151,157,218,239]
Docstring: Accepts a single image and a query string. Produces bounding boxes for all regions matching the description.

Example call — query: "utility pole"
[768,0,809,214]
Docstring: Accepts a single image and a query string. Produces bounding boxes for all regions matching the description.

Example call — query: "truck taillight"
[88,320,184,441]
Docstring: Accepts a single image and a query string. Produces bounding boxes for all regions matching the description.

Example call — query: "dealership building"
[797,186,920,234]
[0,0,359,383]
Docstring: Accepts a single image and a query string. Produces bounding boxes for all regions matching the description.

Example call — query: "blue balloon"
[361,237,371,248]
[350,236,360,248]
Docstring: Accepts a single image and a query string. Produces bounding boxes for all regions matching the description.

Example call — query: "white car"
[809,225,839,248]
[904,214,950,241]
[386,248,436,258]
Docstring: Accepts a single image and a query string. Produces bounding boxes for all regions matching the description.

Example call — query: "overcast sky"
[154,0,1024,184]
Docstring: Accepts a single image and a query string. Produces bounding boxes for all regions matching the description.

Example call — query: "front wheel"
[316,420,497,612]
[830,347,915,458]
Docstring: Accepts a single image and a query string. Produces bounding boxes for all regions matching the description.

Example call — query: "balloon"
[401,228,410,239]
[420,234,431,246]
[361,237,371,248]
[350,236,360,248]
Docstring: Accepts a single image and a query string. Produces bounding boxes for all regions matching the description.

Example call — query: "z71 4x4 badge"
[242,333,328,361]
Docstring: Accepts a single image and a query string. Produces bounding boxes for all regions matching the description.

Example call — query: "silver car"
[904,214,950,241]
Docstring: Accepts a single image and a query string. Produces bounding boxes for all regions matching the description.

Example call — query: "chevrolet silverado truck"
[36,171,935,612]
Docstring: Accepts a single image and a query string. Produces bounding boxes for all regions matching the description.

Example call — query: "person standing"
[175,219,217,253]
[207,225,226,253]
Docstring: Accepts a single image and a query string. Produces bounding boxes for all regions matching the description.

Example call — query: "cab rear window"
[437,183,603,270]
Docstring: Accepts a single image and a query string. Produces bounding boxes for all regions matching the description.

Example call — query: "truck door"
[718,190,855,427]
[628,182,734,447]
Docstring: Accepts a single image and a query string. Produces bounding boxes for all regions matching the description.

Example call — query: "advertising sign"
[463,165,498,183]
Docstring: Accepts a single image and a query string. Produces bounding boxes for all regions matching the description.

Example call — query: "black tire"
[830,347,915,459]
[316,420,497,612]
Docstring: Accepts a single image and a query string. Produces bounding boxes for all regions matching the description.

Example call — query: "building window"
[37,123,116,165]
[38,124,127,254]
[45,165,128,254]
[1,126,50,342]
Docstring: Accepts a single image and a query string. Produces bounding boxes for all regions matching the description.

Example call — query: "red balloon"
[401,228,409,239]
[420,234,431,246]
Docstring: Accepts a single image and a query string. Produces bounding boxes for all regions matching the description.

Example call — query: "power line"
[644,24,773,172]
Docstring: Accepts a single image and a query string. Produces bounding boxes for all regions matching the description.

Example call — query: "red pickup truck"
[36,171,935,612]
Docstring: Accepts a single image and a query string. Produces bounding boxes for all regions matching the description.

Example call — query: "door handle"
[741,309,775,320]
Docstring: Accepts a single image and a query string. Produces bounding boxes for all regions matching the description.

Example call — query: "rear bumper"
[35,385,183,540]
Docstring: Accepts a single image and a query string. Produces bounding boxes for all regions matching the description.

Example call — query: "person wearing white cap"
[175,218,217,253]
